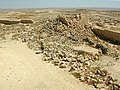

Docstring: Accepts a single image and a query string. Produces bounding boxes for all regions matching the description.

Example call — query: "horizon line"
[0,7,120,9]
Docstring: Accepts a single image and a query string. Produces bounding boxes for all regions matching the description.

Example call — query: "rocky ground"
[0,9,120,90]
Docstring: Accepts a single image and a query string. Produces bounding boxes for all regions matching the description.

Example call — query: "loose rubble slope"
[0,9,120,90]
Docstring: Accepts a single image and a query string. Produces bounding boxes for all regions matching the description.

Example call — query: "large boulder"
[0,19,34,25]
[92,28,120,45]
[20,19,34,24]
[0,20,20,25]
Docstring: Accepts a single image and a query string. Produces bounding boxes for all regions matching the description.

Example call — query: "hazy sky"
[0,0,120,8]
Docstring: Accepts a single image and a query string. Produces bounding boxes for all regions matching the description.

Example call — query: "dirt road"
[0,41,95,90]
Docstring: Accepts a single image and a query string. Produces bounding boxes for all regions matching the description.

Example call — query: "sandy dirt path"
[0,40,95,90]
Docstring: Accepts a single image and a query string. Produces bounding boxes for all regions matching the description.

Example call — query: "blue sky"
[0,0,120,8]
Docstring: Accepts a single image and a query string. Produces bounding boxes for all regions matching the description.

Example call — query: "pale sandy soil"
[0,40,95,90]
[98,55,120,84]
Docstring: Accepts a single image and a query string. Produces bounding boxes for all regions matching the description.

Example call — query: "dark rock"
[83,37,94,45]
[35,51,42,54]
[72,72,81,78]
[59,64,66,68]
[92,28,120,45]
[0,20,20,25]
[95,43,108,54]
[57,15,68,26]
[68,66,75,72]
[20,19,34,24]
[96,22,104,27]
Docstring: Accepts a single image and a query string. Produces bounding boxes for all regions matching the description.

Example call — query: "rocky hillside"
[0,10,120,90]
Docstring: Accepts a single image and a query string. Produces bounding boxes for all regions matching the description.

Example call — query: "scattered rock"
[1,12,119,90]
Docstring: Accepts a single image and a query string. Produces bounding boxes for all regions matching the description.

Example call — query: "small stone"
[72,72,81,78]
[100,70,108,77]
[80,76,85,82]
[59,65,66,68]
[71,58,76,62]
[85,61,91,66]
[35,51,42,54]
[68,66,75,72]
[62,58,70,62]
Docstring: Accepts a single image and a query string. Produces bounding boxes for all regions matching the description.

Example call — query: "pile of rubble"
[35,14,120,89]
[0,13,120,90]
